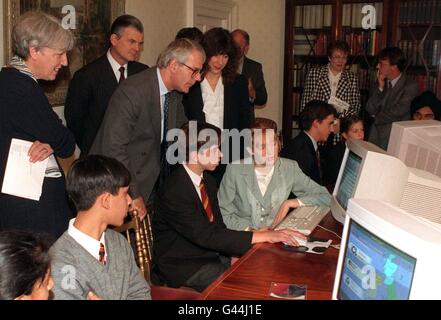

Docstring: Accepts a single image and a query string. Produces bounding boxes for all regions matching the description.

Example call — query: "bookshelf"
[391,0,441,98]
[283,0,389,142]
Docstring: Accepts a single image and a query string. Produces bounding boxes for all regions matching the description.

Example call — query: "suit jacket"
[218,158,331,231]
[366,74,419,150]
[242,56,268,106]
[151,166,253,288]
[281,131,322,185]
[182,74,254,131]
[90,67,188,201]
[64,55,148,155]
[300,65,361,117]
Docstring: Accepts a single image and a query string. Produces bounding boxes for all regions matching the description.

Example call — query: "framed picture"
[3,0,125,106]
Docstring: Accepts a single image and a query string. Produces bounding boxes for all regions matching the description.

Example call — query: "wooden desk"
[199,214,343,300]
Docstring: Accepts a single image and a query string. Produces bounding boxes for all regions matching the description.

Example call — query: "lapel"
[336,69,349,98]
[223,81,233,129]
[101,56,119,97]
[261,160,282,206]
[242,57,251,76]
[150,67,162,142]
[189,83,206,122]
[241,163,265,205]
[318,66,331,95]
[167,92,177,132]
[387,74,406,104]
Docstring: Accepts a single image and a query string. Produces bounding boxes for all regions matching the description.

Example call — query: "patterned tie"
[119,66,126,83]
[199,178,214,222]
[159,93,171,187]
[99,243,106,265]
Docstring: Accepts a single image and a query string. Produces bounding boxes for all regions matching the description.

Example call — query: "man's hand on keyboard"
[270,199,301,230]
[251,228,306,247]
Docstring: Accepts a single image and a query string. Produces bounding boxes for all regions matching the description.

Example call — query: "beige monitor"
[388,120,441,179]
[331,139,441,225]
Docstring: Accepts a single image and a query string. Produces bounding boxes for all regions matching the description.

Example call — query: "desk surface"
[199,214,343,300]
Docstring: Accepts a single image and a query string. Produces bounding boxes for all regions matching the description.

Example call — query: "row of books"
[399,0,441,24]
[398,40,441,68]
[293,33,329,56]
[342,30,382,56]
[342,2,383,28]
[294,5,332,29]
[412,74,439,94]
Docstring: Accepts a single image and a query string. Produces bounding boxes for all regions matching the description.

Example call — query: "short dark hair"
[328,40,350,57]
[300,100,337,131]
[175,27,204,44]
[231,29,250,46]
[410,91,441,120]
[66,155,131,212]
[378,47,406,72]
[180,121,222,162]
[340,115,363,135]
[0,231,51,300]
[110,14,144,38]
[202,27,239,84]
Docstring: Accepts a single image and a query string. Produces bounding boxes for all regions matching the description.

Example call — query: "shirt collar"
[304,131,318,151]
[328,65,342,80]
[107,49,128,76]
[389,73,402,88]
[67,218,106,260]
[183,164,203,187]
[157,68,170,96]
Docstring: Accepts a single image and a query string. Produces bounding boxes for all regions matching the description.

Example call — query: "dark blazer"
[151,165,253,288]
[242,56,267,106]
[281,131,322,185]
[90,67,187,201]
[64,55,148,155]
[320,140,346,189]
[183,74,254,131]
[366,74,419,150]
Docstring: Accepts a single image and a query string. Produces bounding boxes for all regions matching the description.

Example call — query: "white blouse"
[201,77,224,130]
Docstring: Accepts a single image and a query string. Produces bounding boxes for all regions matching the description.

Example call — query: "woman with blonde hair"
[0,12,76,239]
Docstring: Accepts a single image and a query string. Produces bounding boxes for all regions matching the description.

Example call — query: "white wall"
[234,0,285,128]
[126,0,187,66]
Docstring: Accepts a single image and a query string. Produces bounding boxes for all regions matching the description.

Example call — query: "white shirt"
[201,78,224,130]
[107,50,128,82]
[67,218,106,262]
[183,164,203,201]
[157,68,171,142]
[328,66,342,99]
[379,73,402,92]
[254,166,275,196]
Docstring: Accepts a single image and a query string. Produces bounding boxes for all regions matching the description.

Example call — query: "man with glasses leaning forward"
[90,39,205,218]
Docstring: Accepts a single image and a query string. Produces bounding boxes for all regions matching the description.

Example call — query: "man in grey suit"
[366,47,419,150]
[232,29,268,107]
[90,39,206,218]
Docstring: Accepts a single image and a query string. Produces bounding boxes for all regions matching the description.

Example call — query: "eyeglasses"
[180,62,202,78]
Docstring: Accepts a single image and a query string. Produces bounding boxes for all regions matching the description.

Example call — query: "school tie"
[119,66,126,83]
[159,93,171,187]
[199,178,214,222]
[99,243,106,265]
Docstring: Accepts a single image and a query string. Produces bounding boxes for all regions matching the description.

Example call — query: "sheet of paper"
[1,139,48,201]
[328,96,350,113]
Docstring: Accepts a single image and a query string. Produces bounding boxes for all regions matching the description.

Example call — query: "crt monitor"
[331,139,441,225]
[388,120,441,179]
[332,198,441,300]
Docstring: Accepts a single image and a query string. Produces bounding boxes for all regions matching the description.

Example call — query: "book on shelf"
[294,4,332,29]
[343,2,383,28]
[398,40,441,68]
[399,0,441,24]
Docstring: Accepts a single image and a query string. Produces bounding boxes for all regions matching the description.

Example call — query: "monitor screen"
[336,151,362,210]
[337,219,417,300]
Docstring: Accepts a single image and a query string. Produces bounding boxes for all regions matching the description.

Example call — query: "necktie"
[199,178,214,222]
[159,93,171,187]
[99,243,106,265]
[119,66,126,83]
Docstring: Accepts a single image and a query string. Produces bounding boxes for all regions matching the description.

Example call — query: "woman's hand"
[270,199,300,230]
[28,141,54,163]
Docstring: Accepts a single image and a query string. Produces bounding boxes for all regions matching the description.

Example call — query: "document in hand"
[1,139,48,201]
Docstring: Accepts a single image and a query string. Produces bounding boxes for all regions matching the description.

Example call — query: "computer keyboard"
[275,206,330,235]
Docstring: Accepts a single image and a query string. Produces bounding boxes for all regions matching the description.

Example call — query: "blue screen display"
[338,220,417,300]
[336,151,362,210]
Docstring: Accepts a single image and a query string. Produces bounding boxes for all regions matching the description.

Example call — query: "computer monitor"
[331,139,441,225]
[388,120,441,179]
[332,198,441,300]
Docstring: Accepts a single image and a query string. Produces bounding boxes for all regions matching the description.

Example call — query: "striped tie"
[99,243,106,265]
[199,178,214,222]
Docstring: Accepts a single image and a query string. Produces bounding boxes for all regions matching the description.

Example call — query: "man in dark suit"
[90,39,205,220]
[232,29,268,106]
[151,122,303,292]
[64,15,148,156]
[282,100,337,185]
[366,47,419,150]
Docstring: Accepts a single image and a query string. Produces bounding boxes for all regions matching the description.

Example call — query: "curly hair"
[202,27,239,84]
